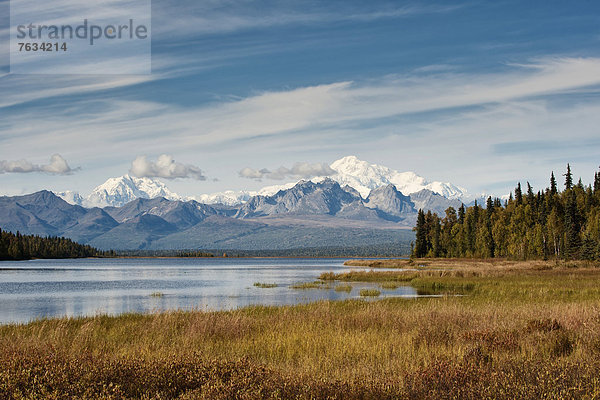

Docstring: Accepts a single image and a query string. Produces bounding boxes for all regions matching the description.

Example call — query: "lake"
[0,257,417,324]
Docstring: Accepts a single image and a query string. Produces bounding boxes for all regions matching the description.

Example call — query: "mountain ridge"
[0,177,465,251]
[55,156,478,208]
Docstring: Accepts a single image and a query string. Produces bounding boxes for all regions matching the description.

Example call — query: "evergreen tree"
[485,197,495,257]
[410,163,600,261]
[581,234,597,260]
[515,183,523,205]
[432,219,442,258]
[414,209,428,258]
[550,172,558,195]
[526,182,535,206]
[563,190,580,259]
[564,164,573,190]
[458,204,466,224]
[486,196,494,215]
[0,228,103,261]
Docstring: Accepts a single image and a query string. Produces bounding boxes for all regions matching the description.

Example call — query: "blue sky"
[1,0,600,198]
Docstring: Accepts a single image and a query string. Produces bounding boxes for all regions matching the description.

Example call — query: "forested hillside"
[413,165,600,260]
[0,228,102,261]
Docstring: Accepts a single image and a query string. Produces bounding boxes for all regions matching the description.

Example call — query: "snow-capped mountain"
[58,175,185,208]
[55,190,85,206]
[56,156,475,208]
[193,182,298,207]
[329,156,468,199]
[200,156,472,205]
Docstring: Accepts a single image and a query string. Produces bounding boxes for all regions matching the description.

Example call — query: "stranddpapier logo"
[10,0,151,75]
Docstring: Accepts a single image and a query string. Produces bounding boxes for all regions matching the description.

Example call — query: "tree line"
[413,164,600,260]
[0,228,103,261]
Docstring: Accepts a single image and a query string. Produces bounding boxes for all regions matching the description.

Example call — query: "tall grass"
[2,260,600,398]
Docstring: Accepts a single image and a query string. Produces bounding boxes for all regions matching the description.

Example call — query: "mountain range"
[0,156,475,251]
[56,156,475,208]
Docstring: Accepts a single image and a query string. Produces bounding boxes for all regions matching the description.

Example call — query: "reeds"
[2,259,600,398]
[359,289,381,297]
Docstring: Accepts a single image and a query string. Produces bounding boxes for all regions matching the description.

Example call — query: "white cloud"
[239,167,271,180]
[239,162,335,180]
[0,154,77,175]
[129,154,206,180]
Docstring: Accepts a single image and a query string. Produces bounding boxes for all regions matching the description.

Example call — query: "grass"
[380,282,402,290]
[150,292,165,298]
[359,289,381,297]
[334,284,353,293]
[3,259,600,398]
[253,282,278,288]
[344,258,414,268]
[320,270,418,282]
[290,281,331,290]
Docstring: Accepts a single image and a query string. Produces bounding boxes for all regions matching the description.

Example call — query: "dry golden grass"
[2,259,600,399]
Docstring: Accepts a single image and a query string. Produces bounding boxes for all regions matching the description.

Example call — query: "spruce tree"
[581,234,597,260]
[515,183,523,205]
[564,164,573,190]
[486,196,494,217]
[432,219,441,257]
[550,172,558,195]
[485,197,495,257]
[414,209,428,258]
[526,182,535,207]
[458,204,465,224]
[564,190,580,259]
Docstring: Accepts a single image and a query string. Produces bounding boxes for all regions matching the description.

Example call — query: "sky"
[1,0,600,198]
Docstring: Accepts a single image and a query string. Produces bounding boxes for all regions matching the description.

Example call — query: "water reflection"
[0,258,417,324]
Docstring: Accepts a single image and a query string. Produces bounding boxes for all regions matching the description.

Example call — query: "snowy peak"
[55,190,85,206]
[55,156,473,209]
[86,175,183,207]
[199,156,471,206]
[57,175,184,208]
[329,155,468,200]
[193,182,298,207]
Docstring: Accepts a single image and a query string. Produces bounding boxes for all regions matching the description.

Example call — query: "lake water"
[0,258,417,324]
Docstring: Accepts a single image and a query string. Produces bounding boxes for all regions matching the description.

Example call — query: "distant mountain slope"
[410,189,464,216]
[60,208,119,243]
[364,184,416,222]
[0,202,58,236]
[0,178,474,251]
[235,179,363,218]
[89,214,178,250]
[147,215,413,251]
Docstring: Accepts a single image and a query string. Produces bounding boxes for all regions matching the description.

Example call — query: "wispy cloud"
[2,56,600,196]
[129,154,206,180]
[0,154,78,175]
[239,162,335,180]
[152,2,462,37]
[6,56,598,148]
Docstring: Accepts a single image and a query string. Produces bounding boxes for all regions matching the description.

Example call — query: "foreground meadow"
[2,259,600,399]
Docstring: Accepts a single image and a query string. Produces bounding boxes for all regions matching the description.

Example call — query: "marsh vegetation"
[2,259,600,398]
